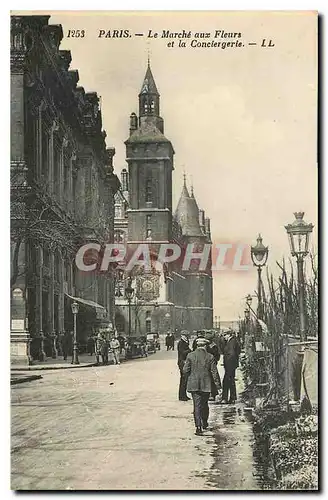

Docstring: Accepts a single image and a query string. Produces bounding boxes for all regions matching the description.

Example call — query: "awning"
[65,293,106,313]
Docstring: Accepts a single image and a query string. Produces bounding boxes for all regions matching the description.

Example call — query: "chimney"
[121,168,129,192]
[129,112,138,135]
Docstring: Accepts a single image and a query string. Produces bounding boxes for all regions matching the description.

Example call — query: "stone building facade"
[10,15,119,364]
[114,64,213,336]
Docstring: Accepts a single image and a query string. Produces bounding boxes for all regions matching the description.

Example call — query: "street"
[12,348,261,491]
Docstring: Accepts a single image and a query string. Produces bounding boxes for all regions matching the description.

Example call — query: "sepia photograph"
[10,9,318,491]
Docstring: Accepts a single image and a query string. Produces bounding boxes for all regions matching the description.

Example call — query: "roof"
[174,178,203,237]
[126,120,170,144]
[139,64,159,96]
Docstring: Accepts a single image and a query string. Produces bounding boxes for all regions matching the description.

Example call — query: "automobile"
[126,336,148,359]
[146,333,158,354]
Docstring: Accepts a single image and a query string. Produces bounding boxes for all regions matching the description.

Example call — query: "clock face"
[143,280,153,292]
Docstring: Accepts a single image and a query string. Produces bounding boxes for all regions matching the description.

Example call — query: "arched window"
[145,311,152,333]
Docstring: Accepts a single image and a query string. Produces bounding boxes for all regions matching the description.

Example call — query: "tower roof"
[126,120,169,143]
[174,176,203,237]
[139,63,159,96]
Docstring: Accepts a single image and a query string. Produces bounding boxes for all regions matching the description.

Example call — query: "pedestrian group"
[177,329,241,435]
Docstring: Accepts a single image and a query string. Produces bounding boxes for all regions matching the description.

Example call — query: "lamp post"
[154,302,159,333]
[285,212,314,342]
[125,277,134,338]
[214,315,218,329]
[71,301,79,365]
[251,234,269,320]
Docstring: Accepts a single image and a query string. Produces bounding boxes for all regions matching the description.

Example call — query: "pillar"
[36,246,46,361]
[49,252,57,358]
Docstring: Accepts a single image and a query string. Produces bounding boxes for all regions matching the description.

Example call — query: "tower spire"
[147,45,151,67]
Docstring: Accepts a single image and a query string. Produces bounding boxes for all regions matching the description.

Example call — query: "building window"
[146,311,151,333]
[146,215,152,240]
[114,204,122,218]
[145,178,152,203]
[114,270,125,298]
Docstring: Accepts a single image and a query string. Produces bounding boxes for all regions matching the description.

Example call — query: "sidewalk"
[11,353,98,372]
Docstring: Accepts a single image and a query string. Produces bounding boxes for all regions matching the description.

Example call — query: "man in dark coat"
[62,331,72,361]
[205,333,221,401]
[221,330,241,404]
[177,331,191,401]
[165,333,171,351]
[183,337,221,435]
[170,332,175,351]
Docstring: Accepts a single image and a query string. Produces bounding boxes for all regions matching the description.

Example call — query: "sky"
[25,11,318,320]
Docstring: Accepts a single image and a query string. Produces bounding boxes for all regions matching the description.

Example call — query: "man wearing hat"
[205,332,221,401]
[221,330,241,404]
[177,331,191,401]
[192,331,204,351]
[183,336,221,435]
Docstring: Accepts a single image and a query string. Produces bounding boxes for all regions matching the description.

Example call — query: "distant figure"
[87,335,94,356]
[101,335,109,365]
[205,333,221,401]
[110,336,121,365]
[62,331,72,361]
[183,337,221,435]
[165,333,171,351]
[170,332,175,351]
[177,331,191,401]
[221,330,241,404]
[95,332,103,365]
[117,334,126,355]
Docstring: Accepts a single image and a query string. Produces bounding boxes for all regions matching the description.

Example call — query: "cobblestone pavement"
[11,349,261,491]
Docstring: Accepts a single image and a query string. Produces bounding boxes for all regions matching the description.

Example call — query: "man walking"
[177,331,191,401]
[221,330,241,404]
[183,337,221,435]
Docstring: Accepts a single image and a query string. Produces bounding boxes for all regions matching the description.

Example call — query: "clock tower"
[125,63,174,245]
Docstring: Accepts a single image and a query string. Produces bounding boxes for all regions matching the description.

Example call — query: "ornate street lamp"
[125,277,134,337]
[71,301,79,365]
[285,212,314,341]
[251,234,269,320]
